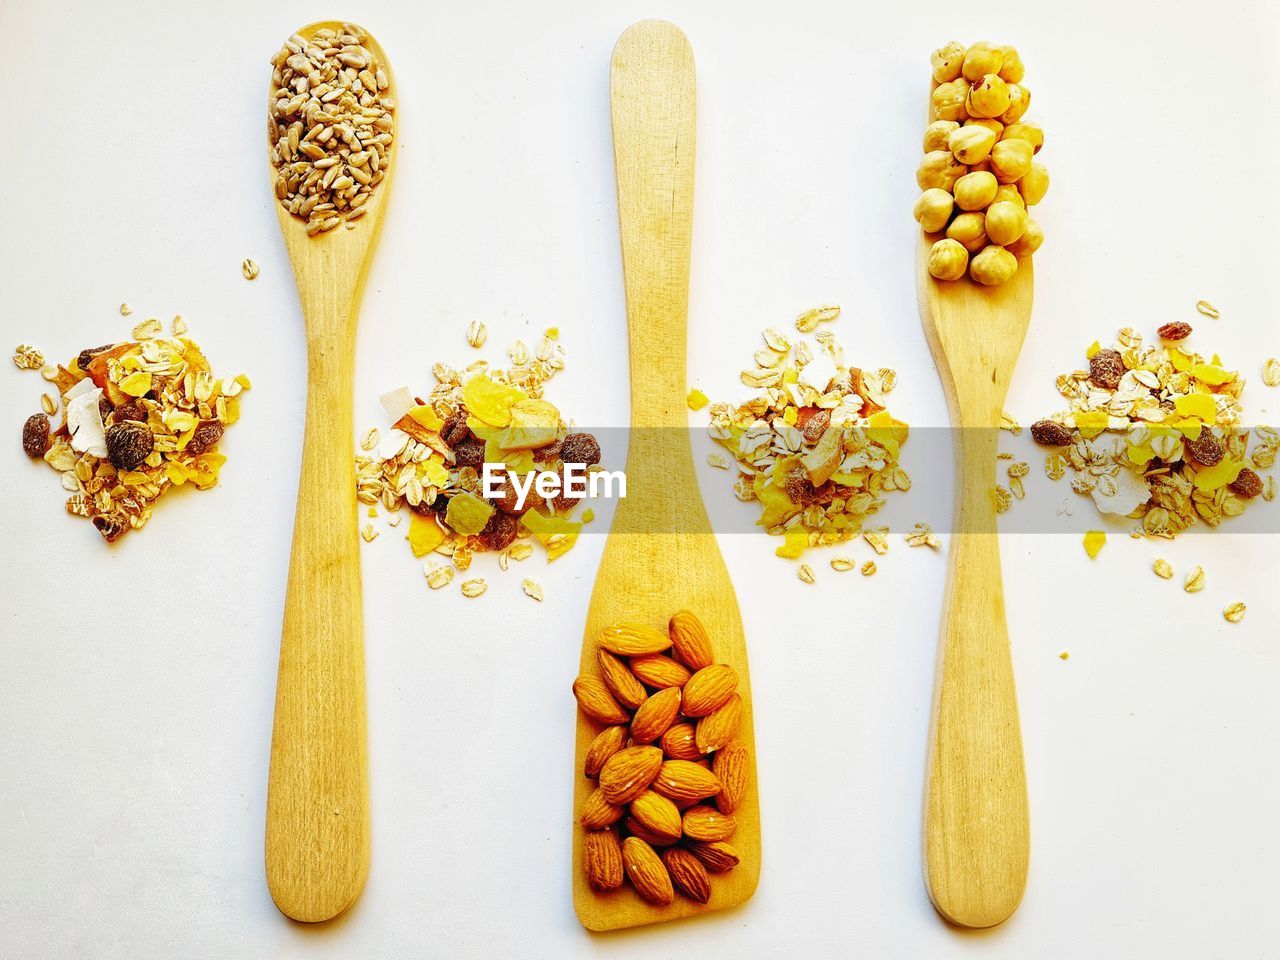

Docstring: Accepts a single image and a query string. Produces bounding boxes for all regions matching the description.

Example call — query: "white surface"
[2,1,1279,957]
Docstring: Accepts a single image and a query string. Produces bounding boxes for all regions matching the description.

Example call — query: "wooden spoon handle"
[265,281,369,923]
[924,426,1029,928]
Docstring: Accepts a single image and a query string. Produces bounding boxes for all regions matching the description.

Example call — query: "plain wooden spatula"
[916,225,1032,927]
[571,20,760,931]
[264,20,395,924]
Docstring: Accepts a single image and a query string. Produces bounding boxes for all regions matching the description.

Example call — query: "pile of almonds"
[574,610,749,906]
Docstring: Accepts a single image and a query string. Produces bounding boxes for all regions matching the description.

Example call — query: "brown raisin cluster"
[1088,348,1126,390]
[22,414,50,459]
[1156,322,1192,341]
[1030,419,1074,447]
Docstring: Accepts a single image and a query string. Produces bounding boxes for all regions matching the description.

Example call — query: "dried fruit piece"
[1083,530,1106,559]
[93,513,129,543]
[695,694,743,753]
[652,759,722,803]
[596,650,647,710]
[572,676,631,725]
[583,829,623,891]
[682,805,737,842]
[686,840,740,873]
[1228,468,1263,500]
[663,847,711,903]
[668,610,713,670]
[713,741,749,814]
[560,432,601,466]
[621,837,674,905]
[105,420,154,470]
[598,746,663,804]
[478,511,519,551]
[22,414,50,458]
[1184,432,1225,467]
[630,687,682,744]
[629,790,683,843]
[1223,601,1246,623]
[1157,322,1192,341]
[584,725,628,778]
[1088,348,1125,390]
[629,654,692,689]
[681,664,739,717]
[598,623,671,656]
[186,420,224,456]
[1030,419,1074,446]
[659,723,702,761]
[1183,565,1206,593]
[580,788,624,829]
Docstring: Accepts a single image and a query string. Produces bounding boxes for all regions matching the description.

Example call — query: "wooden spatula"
[264,20,395,924]
[916,226,1032,927]
[570,20,760,932]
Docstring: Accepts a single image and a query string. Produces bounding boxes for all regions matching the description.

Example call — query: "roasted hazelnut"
[953,171,998,211]
[1006,218,1044,258]
[949,124,996,164]
[1000,83,1031,124]
[913,188,954,233]
[927,238,969,281]
[969,245,1018,286]
[946,212,988,253]
[930,41,967,83]
[962,41,1003,83]
[923,119,959,153]
[1088,349,1126,390]
[22,413,50,459]
[991,138,1033,184]
[930,78,970,122]
[966,73,1011,119]
[105,420,154,470]
[964,117,1003,137]
[917,150,965,192]
[1001,121,1044,153]
[1017,163,1049,205]
[998,46,1025,84]
[985,201,1028,246]
[993,183,1025,208]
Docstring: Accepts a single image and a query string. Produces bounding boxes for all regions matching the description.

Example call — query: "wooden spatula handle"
[924,424,1029,928]
[265,279,369,923]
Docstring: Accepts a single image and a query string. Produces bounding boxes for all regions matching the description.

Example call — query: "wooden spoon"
[264,21,395,924]
[571,20,760,931]
[916,225,1032,926]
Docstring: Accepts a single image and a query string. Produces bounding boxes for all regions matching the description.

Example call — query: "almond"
[681,664,738,717]
[579,787,624,829]
[572,675,630,725]
[598,623,671,656]
[686,840,740,873]
[669,610,713,670]
[630,687,681,744]
[598,745,663,804]
[583,829,623,891]
[629,654,692,689]
[660,722,702,761]
[652,759,721,803]
[629,790,683,842]
[682,804,737,842]
[695,693,742,753]
[625,816,679,847]
[596,649,647,710]
[712,740,749,814]
[662,847,711,903]
[584,725,628,778]
[622,837,674,905]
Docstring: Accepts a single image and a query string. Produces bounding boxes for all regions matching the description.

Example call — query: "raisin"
[112,402,147,424]
[1228,467,1263,500]
[98,395,113,421]
[453,436,486,471]
[187,420,224,456]
[532,438,563,463]
[478,511,519,550]
[1156,322,1192,341]
[1030,419,1074,446]
[146,375,168,401]
[441,409,470,447]
[22,413,50,458]
[560,432,601,466]
[493,473,533,514]
[93,513,129,543]
[800,408,830,444]
[1088,348,1125,390]
[1183,431,1224,467]
[550,467,586,512]
[784,469,829,506]
[77,343,115,369]
[105,420,154,470]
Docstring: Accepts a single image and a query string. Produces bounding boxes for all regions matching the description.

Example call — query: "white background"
[2,0,1279,957]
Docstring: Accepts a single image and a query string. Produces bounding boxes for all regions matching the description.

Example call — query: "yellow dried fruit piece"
[408,512,446,557]
[1127,443,1156,466]
[522,509,582,560]
[500,398,560,450]
[1189,363,1233,386]
[444,492,494,535]
[774,528,808,559]
[1085,340,1102,359]
[118,371,152,397]
[1188,458,1245,492]
[1173,393,1216,421]
[687,388,709,411]
[406,404,443,432]
[1074,410,1109,439]
[461,374,528,427]
[866,409,909,450]
[1083,529,1106,559]
[421,458,450,488]
[754,480,801,528]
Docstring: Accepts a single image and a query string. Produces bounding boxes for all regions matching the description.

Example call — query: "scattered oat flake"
[1083,530,1107,559]
[860,560,877,576]
[905,521,942,548]
[1223,601,1246,623]
[797,563,816,584]
[425,564,455,589]
[863,527,890,555]
[1152,558,1174,579]
[1195,300,1220,319]
[39,364,58,381]
[687,388,709,410]
[119,303,132,316]
[1183,565,1205,593]
[794,305,840,333]
[707,453,730,469]
[172,315,188,336]
[993,485,1013,513]
[1263,359,1280,387]
[466,320,488,348]
[460,578,487,598]
[522,578,544,601]
[131,318,162,341]
[12,344,44,370]
[999,412,1022,435]
[242,258,260,280]
[387,512,403,527]
[361,523,379,542]
[830,555,856,571]
[360,428,380,451]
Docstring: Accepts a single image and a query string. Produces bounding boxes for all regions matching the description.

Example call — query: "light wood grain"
[917,226,1032,928]
[264,21,395,924]
[571,20,760,932]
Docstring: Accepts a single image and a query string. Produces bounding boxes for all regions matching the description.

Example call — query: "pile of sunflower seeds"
[269,24,395,235]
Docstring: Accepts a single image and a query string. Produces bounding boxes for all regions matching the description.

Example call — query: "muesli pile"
[15,318,249,542]
[1030,323,1275,536]
[705,306,913,566]
[355,332,600,594]
[574,610,750,906]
